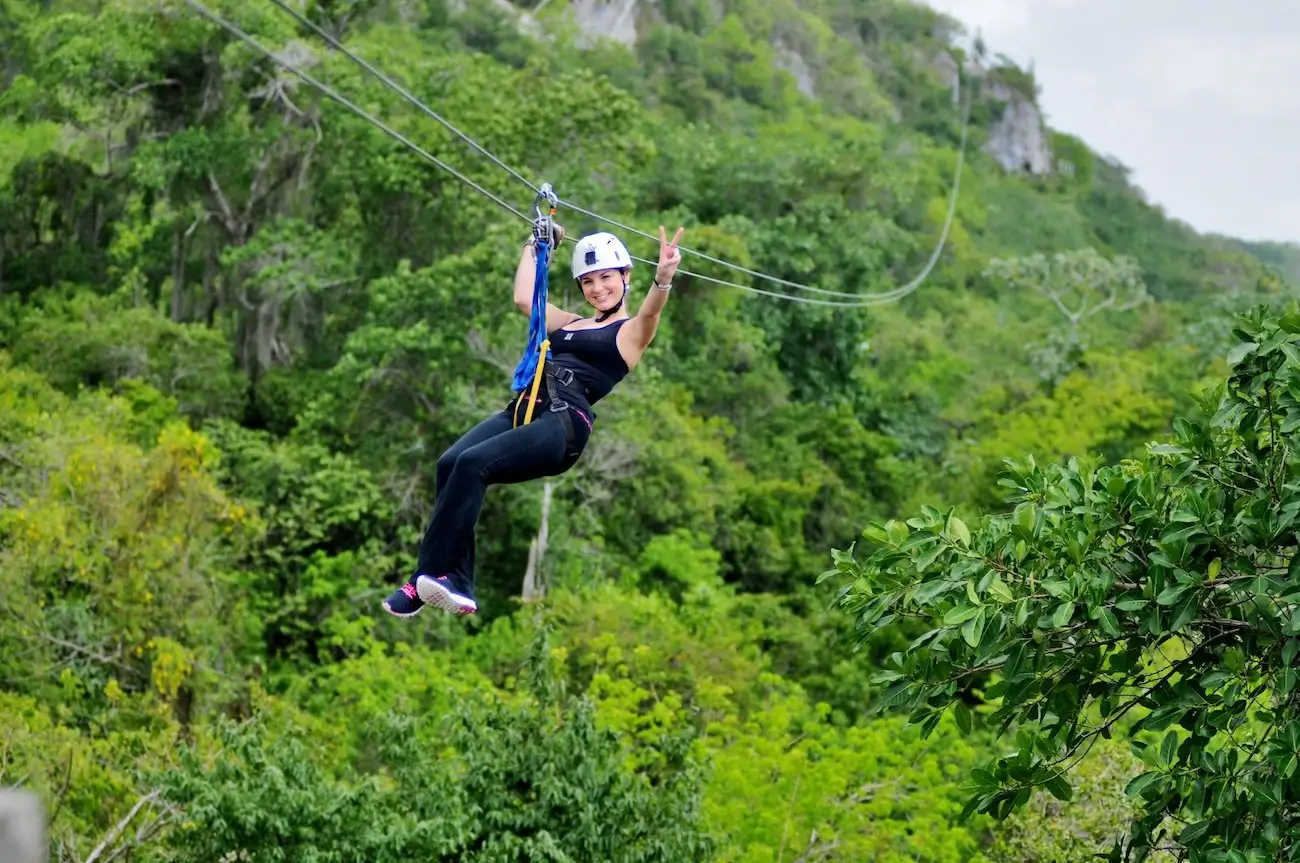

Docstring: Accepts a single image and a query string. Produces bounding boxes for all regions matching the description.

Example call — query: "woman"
[383,223,685,618]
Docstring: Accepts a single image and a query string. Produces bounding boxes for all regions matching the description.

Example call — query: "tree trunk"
[169,216,200,322]
[202,248,217,327]
[522,481,554,603]
[169,227,185,321]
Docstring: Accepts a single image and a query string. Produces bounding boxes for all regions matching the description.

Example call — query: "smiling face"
[578,266,629,315]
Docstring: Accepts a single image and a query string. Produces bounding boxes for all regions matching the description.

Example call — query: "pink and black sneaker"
[416,573,478,616]
[382,580,425,617]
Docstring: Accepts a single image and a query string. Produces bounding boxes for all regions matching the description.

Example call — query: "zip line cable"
[184,0,840,307]
[247,0,973,305]
[261,0,544,196]
[558,81,972,306]
[181,0,969,308]
[261,0,896,302]
[625,254,900,306]
[180,0,529,222]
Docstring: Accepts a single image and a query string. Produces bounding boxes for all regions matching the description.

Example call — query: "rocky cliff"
[566,0,641,46]
[982,78,1054,175]
[553,0,1053,176]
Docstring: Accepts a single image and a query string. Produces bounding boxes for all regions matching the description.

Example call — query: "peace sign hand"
[655,225,684,285]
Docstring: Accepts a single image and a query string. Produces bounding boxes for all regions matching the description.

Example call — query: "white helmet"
[571,231,632,280]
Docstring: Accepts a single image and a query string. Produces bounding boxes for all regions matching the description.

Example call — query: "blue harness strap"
[511,237,551,425]
[511,183,560,426]
[512,237,550,392]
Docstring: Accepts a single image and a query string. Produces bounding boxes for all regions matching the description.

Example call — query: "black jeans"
[413,401,593,587]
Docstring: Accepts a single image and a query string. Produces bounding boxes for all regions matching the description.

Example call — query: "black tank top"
[547,319,631,408]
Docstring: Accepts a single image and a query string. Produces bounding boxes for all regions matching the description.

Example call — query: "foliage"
[991,737,1177,863]
[1079,157,1252,303]
[160,628,715,863]
[468,584,996,861]
[0,691,182,860]
[984,247,1150,331]
[703,690,996,862]
[201,417,395,670]
[6,288,249,420]
[1229,238,1300,284]
[945,350,1175,510]
[0,354,254,723]
[985,60,1040,103]
[824,306,1300,861]
[0,0,1294,858]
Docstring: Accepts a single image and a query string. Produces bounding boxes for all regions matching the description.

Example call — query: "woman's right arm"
[514,236,580,331]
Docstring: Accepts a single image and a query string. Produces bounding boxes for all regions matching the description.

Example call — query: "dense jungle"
[3,0,1300,859]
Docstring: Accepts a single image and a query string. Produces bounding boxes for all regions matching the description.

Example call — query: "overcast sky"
[922,0,1298,244]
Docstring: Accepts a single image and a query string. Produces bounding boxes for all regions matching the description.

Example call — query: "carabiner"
[533,182,558,220]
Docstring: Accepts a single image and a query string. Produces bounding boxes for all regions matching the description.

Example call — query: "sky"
[921,0,1299,244]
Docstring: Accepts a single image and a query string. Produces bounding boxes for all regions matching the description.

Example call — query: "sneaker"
[416,573,478,616]
[382,580,424,617]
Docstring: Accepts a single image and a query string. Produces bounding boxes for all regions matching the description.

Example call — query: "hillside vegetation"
[1,0,1297,860]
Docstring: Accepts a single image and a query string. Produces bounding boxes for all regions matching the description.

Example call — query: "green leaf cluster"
[826,304,1300,860]
[1,0,1297,858]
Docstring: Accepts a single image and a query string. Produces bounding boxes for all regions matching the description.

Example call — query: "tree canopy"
[1,0,1296,860]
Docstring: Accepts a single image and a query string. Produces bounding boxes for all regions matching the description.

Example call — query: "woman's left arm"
[625,226,684,351]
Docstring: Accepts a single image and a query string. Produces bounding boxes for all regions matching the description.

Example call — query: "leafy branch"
[826,303,1300,860]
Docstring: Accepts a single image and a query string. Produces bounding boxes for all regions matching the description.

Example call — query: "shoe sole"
[416,576,478,616]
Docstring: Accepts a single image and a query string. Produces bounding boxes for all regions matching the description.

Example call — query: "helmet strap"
[595,290,626,322]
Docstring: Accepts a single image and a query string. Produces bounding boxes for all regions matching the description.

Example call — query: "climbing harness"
[512,363,583,460]
[506,184,586,459]
[509,364,584,461]
[185,0,974,309]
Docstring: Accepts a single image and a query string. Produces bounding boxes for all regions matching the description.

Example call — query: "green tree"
[8,288,248,421]
[946,350,1174,511]
[983,247,1149,333]
[823,304,1300,861]
[991,737,1176,863]
[161,626,716,862]
[0,355,255,725]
